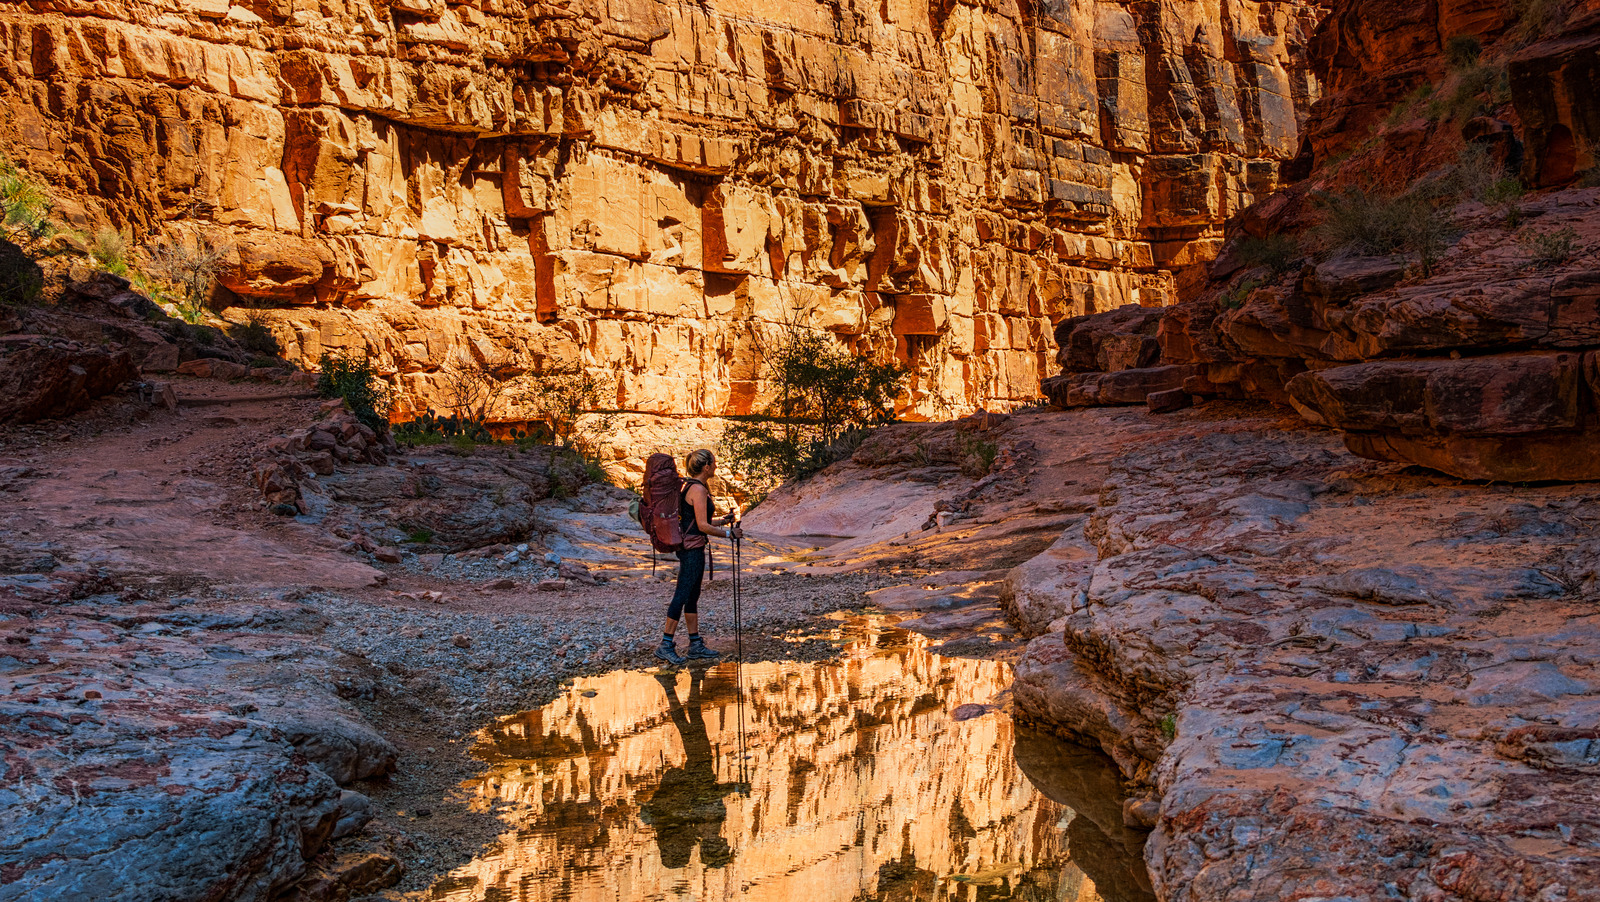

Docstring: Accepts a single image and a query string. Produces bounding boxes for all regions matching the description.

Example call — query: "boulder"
[219,235,332,300]
[177,358,252,380]
[0,343,138,423]
[1286,352,1585,437]
[1043,365,1197,407]
[1053,305,1167,373]
[1301,256,1408,306]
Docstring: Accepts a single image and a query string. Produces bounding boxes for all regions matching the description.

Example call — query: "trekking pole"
[732,520,748,791]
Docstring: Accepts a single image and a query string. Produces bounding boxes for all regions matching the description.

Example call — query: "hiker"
[655,449,741,665]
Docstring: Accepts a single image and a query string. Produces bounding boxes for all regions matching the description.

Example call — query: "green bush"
[0,157,53,306]
[230,308,281,357]
[405,526,435,544]
[1311,187,1455,274]
[316,350,390,433]
[0,156,53,246]
[1520,226,1578,269]
[1235,233,1301,276]
[722,328,906,496]
[1445,35,1482,69]
[1219,277,1263,311]
[90,228,129,277]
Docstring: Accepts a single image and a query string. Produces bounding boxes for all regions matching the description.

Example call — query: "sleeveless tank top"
[679,478,714,541]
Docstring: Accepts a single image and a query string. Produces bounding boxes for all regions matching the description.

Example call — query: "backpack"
[640,452,685,554]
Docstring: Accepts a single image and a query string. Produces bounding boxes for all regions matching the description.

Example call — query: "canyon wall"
[0,0,1323,465]
[1040,0,1600,482]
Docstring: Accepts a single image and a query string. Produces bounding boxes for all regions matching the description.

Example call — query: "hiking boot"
[654,638,686,666]
[685,638,720,660]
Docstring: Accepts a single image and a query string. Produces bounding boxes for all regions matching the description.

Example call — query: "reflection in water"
[431,617,1149,902]
[641,672,737,870]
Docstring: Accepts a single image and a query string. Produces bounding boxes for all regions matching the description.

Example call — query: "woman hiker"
[656,449,742,666]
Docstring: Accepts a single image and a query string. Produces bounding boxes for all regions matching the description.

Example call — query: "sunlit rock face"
[0,0,1324,461]
[429,625,1119,901]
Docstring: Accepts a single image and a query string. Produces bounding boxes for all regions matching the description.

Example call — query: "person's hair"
[685,448,714,476]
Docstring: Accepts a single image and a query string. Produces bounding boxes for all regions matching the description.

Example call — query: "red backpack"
[640,453,686,553]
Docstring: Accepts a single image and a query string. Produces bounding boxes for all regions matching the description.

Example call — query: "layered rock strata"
[999,407,1600,899]
[0,0,1324,463]
[1045,187,1600,481]
[1039,0,1600,481]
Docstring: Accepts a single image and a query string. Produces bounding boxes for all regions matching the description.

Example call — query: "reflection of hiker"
[641,670,736,869]
[647,449,741,666]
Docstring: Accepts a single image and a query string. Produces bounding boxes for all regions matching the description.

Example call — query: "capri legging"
[666,546,706,620]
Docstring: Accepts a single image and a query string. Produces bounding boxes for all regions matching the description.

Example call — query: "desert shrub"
[1520,226,1579,269]
[959,433,998,478]
[1445,35,1482,69]
[1444,144,1521,203]
[1580,168,1600,188]
[440,351,517,423]
[0,157,53,305]
[145,235,230,324]
[90,228,129,276]
[317,350,390,432]
[514,365,617,459]
[1311,187,1456,274]
[1438,144,1525,225]
[230,308,281,357]
[1512,0,1560,42]
[1427,63,1509,123]
[1384,82,1435,127]
[722,328,906,496]
[1235,233,1301,276]
[0,156,52,247]
[1219,277,1263,311]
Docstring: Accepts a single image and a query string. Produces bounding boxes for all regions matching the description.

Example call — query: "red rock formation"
[0,0,1329,470]
[1041,0,1600,483]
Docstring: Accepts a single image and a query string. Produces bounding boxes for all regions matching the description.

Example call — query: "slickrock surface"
[0,0,1326,465]
[749,405,1600,901]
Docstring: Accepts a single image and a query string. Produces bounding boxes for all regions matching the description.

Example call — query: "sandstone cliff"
[1039,0,1600,482]
[0,0,1325,466]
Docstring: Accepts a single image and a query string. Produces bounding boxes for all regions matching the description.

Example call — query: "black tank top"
[679,479,714,536]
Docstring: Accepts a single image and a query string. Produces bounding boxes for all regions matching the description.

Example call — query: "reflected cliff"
[429,617,1151,902]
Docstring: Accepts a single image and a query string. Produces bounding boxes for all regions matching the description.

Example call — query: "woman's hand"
[729,525,744,540]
